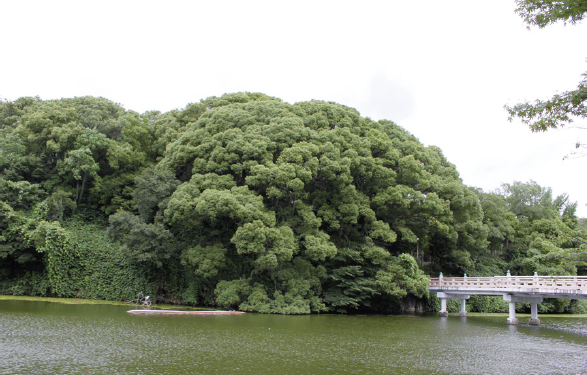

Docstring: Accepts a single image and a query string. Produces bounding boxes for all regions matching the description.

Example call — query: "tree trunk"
[75,180,80,204]
[79,171,88,203]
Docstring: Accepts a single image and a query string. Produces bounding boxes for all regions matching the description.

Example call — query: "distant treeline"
[1,94,585,314]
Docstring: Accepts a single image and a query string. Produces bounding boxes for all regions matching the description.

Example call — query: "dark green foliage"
[467,295,509,313]
[26,221,83,296]
[214,279,252,309]
[0,178,46,210]
[468,181,585,279]
[324,247,380,312]
[68,222,154,300]
[183,244,227,279]
[107,211,176,269]
[0,202,39,267]
[2,94,584,315]
[133,167,180,223]
[159,95,485,311]
[2,219,153,301]
[567,299,587,314]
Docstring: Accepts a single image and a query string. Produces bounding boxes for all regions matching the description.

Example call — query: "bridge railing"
[429,276,587,291]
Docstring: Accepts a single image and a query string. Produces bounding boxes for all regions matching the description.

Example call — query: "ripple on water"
[1,303,586,375]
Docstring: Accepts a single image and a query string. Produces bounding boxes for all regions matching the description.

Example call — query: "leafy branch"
[515,0,587,28]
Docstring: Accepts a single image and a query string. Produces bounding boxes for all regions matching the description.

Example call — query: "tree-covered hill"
[1,93,585,313]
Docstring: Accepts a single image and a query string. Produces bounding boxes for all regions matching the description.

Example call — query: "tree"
[514,0,587,28]
[506,74,587,158]
[1,93,491,313]
[106,210,176,269]
[1,96,162,215]
[499,180,575,221]
[57,147,100,204]
[161,93,485,312]
[0,201,38,269]
[469,181,586,283]
[132,166,180,223]
[471,188,516,257]
[491,180,584,275]
[506,1,587,158]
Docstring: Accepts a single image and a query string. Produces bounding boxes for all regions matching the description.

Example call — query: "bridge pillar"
[439,297,448,317]
[437,292,469,317]
[529,302,540,325]
[459,299,467,317]
[503,294,543,325]
[507,302,518,325]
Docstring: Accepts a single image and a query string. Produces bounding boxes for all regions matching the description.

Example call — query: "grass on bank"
[0,295,221,311]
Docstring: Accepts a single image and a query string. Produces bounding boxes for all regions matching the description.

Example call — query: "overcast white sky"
[3,1,586,216]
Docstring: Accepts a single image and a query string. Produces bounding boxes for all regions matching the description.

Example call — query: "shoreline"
[0,295,221,311]
[2,295,586,317]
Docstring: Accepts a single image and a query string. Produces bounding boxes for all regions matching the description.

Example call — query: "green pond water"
[1,300,586,374]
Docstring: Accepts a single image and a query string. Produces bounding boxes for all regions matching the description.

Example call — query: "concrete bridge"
[428,274,587,325]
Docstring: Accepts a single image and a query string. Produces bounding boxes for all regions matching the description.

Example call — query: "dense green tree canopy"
[472,180,585,277]
[2,93,584,314]
[154,93,485,311]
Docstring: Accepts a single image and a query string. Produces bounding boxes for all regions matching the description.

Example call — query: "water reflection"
[1,300,586,375]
